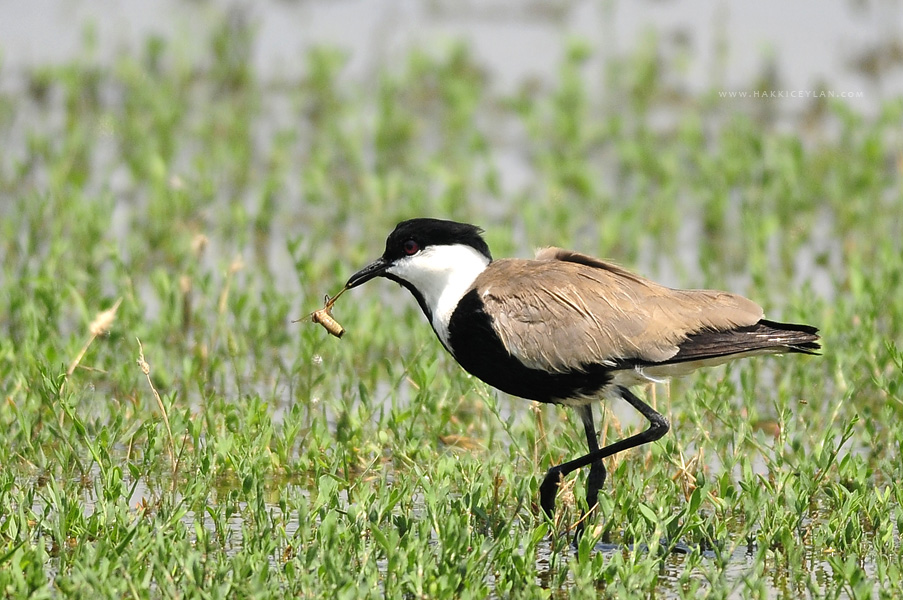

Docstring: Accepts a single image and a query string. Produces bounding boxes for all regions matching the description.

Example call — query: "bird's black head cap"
[383,218,492,263]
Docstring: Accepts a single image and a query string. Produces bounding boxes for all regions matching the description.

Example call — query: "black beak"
[346,257,389,289]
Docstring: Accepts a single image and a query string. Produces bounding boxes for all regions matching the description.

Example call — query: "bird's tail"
[672,319,821,362]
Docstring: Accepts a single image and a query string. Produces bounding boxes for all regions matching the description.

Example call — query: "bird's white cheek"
[382,244,490,347]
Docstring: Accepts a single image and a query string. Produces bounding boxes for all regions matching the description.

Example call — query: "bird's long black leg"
[541,405,604,519]
[581,404,606,514]
[575,404,606,540]
[539,386,670,522]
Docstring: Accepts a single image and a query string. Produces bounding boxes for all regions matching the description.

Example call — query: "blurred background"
[3,0,901,286]
[4,0,903,107]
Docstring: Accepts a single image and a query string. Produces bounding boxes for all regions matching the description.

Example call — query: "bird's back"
[472,248,768,375]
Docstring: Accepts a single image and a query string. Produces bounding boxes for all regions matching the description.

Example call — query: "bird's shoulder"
[473,247,663,300]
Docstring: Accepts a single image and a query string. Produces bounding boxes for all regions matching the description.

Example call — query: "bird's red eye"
[403,239,420,255]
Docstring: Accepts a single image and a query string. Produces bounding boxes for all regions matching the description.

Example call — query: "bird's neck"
[393,244,490,347]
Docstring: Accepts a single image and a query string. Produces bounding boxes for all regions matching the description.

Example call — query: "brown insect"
[298,286,349,338]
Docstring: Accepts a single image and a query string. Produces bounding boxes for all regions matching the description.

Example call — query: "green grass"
[1,19,903,599]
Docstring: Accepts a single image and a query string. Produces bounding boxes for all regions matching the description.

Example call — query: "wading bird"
[344,218,820,533]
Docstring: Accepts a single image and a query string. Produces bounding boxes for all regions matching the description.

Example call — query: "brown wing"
[475,248,764,373]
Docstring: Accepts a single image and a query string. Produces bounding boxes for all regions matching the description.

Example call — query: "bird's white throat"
[386,243,490,346]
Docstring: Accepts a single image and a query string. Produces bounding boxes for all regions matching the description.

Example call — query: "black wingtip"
[665,318,822,363]
[758,319,820,337]
[758,319,821,355]
[787,341,822,355]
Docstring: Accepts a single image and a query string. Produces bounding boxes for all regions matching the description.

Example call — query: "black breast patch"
[446,289,613,403]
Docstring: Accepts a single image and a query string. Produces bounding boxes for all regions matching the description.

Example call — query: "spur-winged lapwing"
[345,218,820,530]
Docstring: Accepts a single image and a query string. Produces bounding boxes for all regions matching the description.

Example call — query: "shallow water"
[4,0,902,113]
[26,453,881,599]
